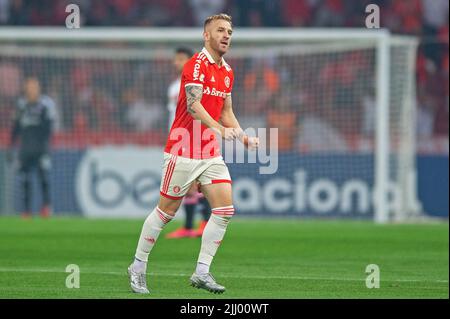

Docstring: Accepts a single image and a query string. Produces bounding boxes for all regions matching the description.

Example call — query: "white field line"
[0,267,447,284]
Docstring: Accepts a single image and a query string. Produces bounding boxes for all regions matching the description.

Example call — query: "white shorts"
[160,152,232,200]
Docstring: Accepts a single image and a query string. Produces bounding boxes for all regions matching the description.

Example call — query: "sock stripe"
[212,209,235,216]
[212,208,235,213]
[158,212,171,223]
[156,207,172,224]
[212,205,234,210]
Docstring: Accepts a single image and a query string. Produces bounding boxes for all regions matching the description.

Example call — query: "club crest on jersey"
[173,185,181,194]
[224,76,230,88]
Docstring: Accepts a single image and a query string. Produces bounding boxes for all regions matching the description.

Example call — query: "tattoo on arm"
[185,85,203,114]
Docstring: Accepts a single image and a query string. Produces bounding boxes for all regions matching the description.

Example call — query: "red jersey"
[164,47,234,159]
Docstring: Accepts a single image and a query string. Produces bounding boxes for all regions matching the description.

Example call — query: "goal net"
[0,28,421,222]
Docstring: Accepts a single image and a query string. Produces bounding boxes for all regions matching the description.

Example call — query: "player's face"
[24,79,41,102]
[204,19,232,55]
[173,53,190,73]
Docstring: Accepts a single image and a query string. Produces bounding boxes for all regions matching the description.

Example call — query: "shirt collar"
[201,47,229,69]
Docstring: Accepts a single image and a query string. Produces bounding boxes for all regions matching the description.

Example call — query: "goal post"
[375,30,391,223]
[0,28,420,222]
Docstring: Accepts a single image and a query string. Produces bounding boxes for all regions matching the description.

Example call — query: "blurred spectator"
[281,0,312,27]
[84,1,114,26]
[0,0,9,24]
[385,0,422,35]
[362,92,376,137]
[235,0,282,27]
[6,0,29,25]
[90,90,118,131]
[46,75,65,132]
[0,63,22,129]
[0,0,447,153]
[188,0,227,27]
[298,115,348,152]
[421,0,449,65]
[0,63,22,99]
[122,88,164,132]
[433,54,449,136]
[316,52,368,135]
[266,93,297,151]
[313,0,345,27]
[243,57,280,114]
[416,91,435,139]
[422,0,449,32]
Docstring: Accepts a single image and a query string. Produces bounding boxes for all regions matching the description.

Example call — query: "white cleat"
[190,272,226,294]
[127,265,150,294]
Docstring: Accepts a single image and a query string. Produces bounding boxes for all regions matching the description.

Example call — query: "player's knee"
[157,198,182,216]
[157,207,178,217]
[211,205,235,226]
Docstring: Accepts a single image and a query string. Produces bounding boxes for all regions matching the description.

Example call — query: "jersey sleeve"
[43,96,57,121]
[182,57,206,88]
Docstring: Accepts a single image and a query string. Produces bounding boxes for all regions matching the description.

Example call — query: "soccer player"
[9,77,56,218]
[166,47,212,239]
[128,13,259,294]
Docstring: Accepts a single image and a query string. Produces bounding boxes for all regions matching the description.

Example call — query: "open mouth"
[220,41,228,46]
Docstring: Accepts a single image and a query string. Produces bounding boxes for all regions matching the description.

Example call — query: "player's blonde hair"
[203,13,233,30]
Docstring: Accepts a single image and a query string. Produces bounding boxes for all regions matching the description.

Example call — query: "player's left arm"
[221,95,259,150]
[220,95,241,130]
[42,97,56,143]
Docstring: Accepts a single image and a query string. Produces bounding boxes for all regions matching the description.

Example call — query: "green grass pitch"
[0,216,448,299]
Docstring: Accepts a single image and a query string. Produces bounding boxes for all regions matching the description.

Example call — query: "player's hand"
[244,136,260,150]
[219,126,240,141]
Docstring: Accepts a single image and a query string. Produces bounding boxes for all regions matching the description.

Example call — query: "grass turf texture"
[0,216,448,299]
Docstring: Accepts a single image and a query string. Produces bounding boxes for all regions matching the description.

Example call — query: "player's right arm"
[185,84,236,138]
[41,96,56,143]
[183,57,238,140]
